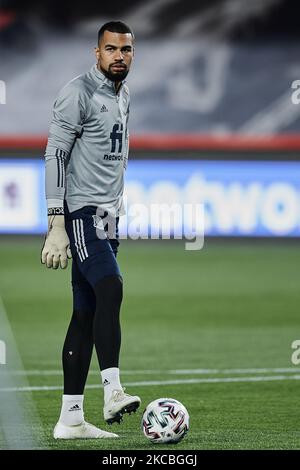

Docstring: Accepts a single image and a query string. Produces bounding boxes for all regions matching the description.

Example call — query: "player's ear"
[95,46,100,61]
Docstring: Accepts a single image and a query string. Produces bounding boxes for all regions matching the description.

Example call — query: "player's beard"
[100,64,129,82]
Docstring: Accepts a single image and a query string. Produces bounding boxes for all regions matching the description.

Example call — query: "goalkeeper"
[41,21,141,440]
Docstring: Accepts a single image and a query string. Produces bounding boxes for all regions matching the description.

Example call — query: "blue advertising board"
[0,159,300,237]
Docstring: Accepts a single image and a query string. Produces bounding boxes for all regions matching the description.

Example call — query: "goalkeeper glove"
[41,215,72,269]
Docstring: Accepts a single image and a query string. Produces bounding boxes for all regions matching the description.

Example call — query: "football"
[142,398,189,444]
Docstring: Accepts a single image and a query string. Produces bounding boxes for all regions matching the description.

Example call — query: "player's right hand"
[41,215,72,269]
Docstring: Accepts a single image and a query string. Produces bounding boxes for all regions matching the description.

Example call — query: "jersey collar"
[91,64,126,93]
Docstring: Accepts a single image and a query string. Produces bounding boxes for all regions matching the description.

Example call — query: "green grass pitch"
[0,237,300,450]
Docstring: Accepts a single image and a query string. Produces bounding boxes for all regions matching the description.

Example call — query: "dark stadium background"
[0,0,300,451]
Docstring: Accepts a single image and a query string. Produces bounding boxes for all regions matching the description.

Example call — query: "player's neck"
[115,82,122,94]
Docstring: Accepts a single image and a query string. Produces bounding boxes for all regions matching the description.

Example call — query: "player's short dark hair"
[98,21,134,44]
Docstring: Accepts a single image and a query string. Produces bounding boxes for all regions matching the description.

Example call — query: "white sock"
[101,367,122,404]
[59,395,84,426]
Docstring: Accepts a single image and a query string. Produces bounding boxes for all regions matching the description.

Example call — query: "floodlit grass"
[0,238,300,449]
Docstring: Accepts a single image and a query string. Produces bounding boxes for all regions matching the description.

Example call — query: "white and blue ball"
[142,398,189,444]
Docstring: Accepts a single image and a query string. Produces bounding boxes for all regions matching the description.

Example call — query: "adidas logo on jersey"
[100,104,108,112]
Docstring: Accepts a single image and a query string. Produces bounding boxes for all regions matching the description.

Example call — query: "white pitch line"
[1,374,300,392]
[171,367,300,375]
[2,367,300,376]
